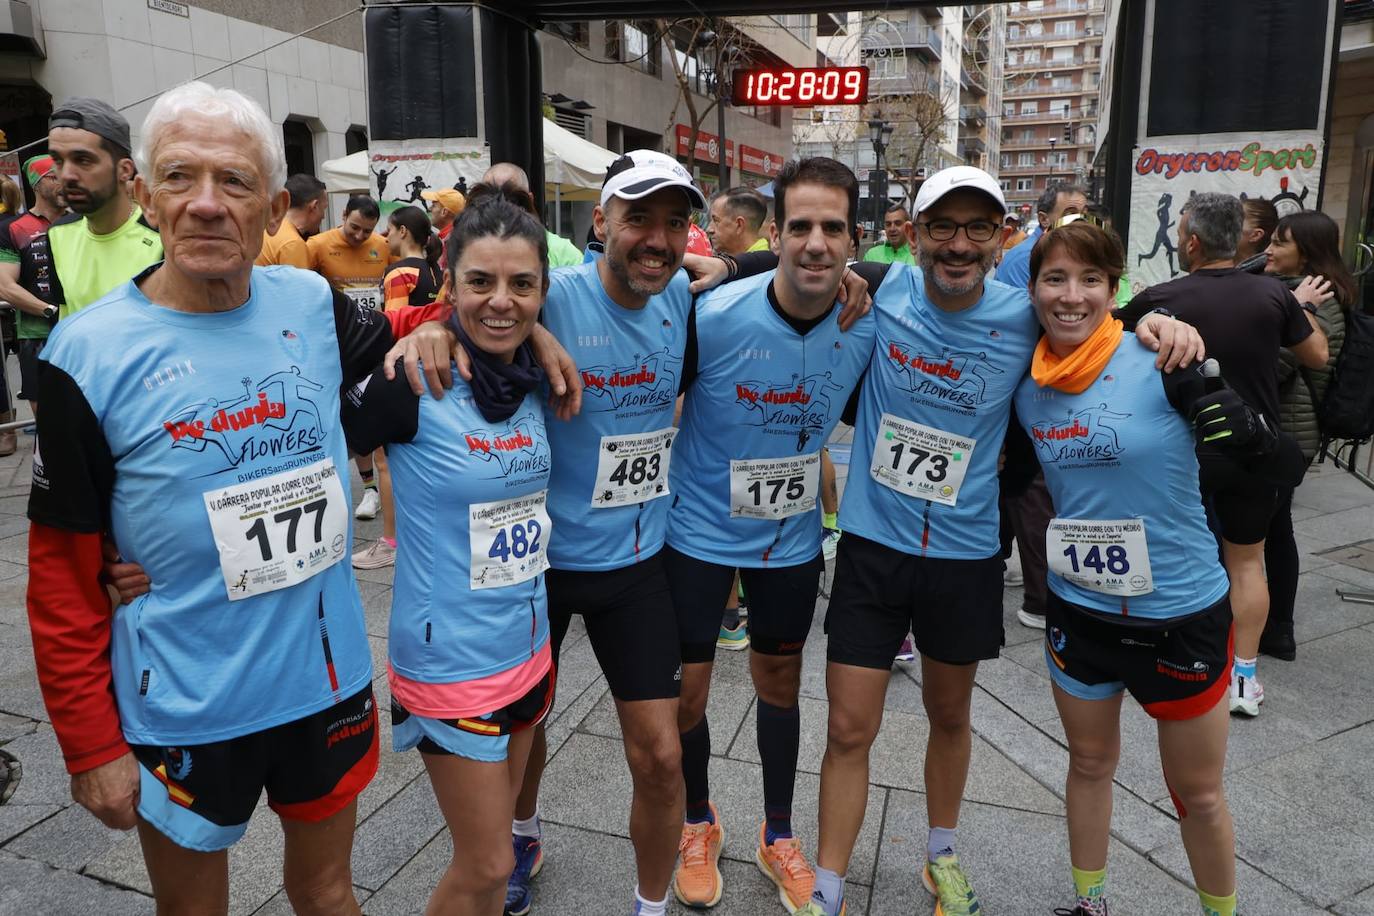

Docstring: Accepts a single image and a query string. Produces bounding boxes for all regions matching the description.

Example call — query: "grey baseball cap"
[49,98,132,154]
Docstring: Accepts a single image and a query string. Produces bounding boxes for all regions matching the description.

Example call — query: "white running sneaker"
[353,537,396,569]
[1003,567,1024,587]
[1017,608,1046,629]
[1229,673,1264,717]
[355,488,382,520]
[821,528,841,562]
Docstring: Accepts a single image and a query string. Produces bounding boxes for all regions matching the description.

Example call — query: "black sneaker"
[1259,628,1296,661]
[1053,905,1108,916]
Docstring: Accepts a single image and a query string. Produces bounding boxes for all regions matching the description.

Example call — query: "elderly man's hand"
[101,538,149,604]
[383,321,458,398]
[1136,312,1205,372]
[71,752,140,831]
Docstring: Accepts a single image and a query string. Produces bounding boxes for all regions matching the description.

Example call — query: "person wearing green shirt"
[706,186,770,256]
[862,203,916,265]
[478,161,583,266]
[546,228,583,267]
[46,98,163,320]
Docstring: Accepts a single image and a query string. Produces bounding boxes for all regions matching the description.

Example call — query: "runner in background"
[307,194,394,526]
[862,204,916,266]
[256,173,326,268]
[421,186,465,255]
[479,163,583,268]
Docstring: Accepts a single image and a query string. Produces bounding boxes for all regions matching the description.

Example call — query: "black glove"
[1191,388,1277,455]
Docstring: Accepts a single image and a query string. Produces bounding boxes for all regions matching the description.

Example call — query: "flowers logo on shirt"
[161,367,327,478]
[733,371,843,446]
[1030,404,1131,463]
[884,342,1004,409]
[464,411,551,479]
[580,347,681,412]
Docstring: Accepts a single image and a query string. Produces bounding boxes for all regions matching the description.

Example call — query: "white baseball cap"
[600,149,707,210]
[913,165,1007,216]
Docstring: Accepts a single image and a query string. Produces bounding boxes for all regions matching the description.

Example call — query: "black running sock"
[681,716,713,823]
[359,468,376,486]
[756,698,800,840]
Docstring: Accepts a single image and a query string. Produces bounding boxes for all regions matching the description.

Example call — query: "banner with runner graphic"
[1127,130,1323,294]
[367,138,490,212]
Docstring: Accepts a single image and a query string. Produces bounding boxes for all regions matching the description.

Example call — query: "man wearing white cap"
[794,167,1202,916]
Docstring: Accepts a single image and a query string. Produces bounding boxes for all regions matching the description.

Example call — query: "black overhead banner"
[1146,0,1330,136]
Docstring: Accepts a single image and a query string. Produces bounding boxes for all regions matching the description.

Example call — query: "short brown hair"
[1029,221,1125,288]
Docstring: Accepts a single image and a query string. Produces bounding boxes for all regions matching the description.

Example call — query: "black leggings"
[1264,487,1299,633]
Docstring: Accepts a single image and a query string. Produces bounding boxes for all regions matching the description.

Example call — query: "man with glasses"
[795,167,1200,916]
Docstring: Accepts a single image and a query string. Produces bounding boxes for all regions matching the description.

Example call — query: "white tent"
[317,120,619,206]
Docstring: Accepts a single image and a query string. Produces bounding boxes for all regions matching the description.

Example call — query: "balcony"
[885,21,942,61]
[1007,0,1105,18]
[960,104,988,124]
[1002,107,1097,124]
[1005,79,1095,97]
[1006,55,1089,70]
[867,69,943,98]
[1007,28,1095,45]
[960,136,987,154]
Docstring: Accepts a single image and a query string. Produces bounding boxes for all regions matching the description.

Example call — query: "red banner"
[738,144,782,178]
[674,125,735,168]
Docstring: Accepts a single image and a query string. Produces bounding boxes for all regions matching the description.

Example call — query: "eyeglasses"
[917,218,1000,243]
[1052,213,1107,230]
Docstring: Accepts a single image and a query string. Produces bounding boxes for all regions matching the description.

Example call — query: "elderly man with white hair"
[21,81,579,914]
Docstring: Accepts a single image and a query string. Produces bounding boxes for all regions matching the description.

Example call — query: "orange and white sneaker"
[755,822,816,913]
[674,805,725,908]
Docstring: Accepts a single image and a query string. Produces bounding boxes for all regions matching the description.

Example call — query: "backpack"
[1318,306,1374,442]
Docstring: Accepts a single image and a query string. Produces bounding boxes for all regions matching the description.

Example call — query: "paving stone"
[0,533,27,565]
[974,652,1060,726]
[1149,841,1329,916]
[0,851,154,915]
[0,494,30,517]
[0,559,27,582]
[535,732,886,886]
[871,788,1199,916]
[5,803,129,871]
[578,666,755,745]
[249,885,371,914]
[0,802,61,845]
[358,580,392,640]
[0,726,69,807]
[1294,504,1374,548]
[354,705,424,823]
[0,711,37,743]
[1309,555,1374,591]
[350,772,446,892]
[1336,884,1374,916]
[1290,569,1374,644]
[730,695,1064,816]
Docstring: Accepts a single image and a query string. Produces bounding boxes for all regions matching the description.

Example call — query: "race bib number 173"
[203,458,349,601]
[869,413,975,507]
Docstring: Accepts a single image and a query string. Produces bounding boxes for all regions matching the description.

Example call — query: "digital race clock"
[731,66,869,106]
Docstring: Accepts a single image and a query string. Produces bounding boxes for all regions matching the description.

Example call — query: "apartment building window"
[1050,76,1073,89]
[1018,152,1033,166]
[1054,20,1075,36]
[606,21,661,76]
[866,52,908,79]
[1020,101,1038,115]
[1017,178,1033,191]
[1051,99,1070,116]
[1028,21,1043,37]
[1001,154,1011,168]
[1020,128,1035,142]
[1008,50,1020,65]
[1000,179,1011,191]
[1009,24,1022,38]
[1025,48,1041,63]
[1052,46,1074,62]
[1004,103,1016,117]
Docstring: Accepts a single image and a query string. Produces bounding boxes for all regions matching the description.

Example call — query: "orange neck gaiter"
[1031,315,1124,394]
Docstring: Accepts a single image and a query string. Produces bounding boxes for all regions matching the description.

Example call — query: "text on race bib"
[729,453,820,520]
[203,459,349,601]
[591,427,675,508]
[869,413,975,507]
[344,287,381,311]
[1046,518,1154,597]
[469,491,551,590]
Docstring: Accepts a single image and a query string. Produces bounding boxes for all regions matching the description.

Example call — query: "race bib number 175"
[729,453,820,520]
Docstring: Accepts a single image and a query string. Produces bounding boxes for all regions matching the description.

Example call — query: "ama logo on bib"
[580,347,681,413]
[161,367,327,477]
[1030,404,1131,463]
[884,342,1004,410]
[464,412,551,479]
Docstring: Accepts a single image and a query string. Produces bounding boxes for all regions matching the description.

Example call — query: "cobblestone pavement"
[2,424,1374,914]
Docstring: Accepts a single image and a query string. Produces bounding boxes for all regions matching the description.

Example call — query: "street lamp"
[1047,135,1057,186]
[868,114,894,239]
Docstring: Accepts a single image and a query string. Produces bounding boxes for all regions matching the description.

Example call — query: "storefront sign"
[738,144,782,178]
[674,125,735,168]
[1127,130,1323,293]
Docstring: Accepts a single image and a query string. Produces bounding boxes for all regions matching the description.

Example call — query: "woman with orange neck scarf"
[1012,221,1290,916]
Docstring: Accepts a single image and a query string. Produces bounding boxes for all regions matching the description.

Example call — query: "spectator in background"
[0,155,67,440]
[1000,212,1027,251]
[420,186,465,250]
[256,173,327,268]
[1260,210,1352,662]
[46,97,163,319]
[862,203,915,265]
[706,186,771,255]
[307,194,393,526]
[479,162,583,267]
[0,177,19,217]
[998,182,1089,289]
[1236,197,1278,275]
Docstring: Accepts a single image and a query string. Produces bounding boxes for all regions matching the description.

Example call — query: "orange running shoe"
[674,804,725,908]
[755,822,816,913]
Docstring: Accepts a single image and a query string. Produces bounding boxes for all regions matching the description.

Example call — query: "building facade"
[998,0,1105,216]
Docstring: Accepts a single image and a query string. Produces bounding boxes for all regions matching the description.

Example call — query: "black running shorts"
[546,552,682,702]
[825,533,1005,668]
[662,545,825,664]
[1044,590,1233,720]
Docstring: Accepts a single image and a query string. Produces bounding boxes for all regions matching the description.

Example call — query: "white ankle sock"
[512,812,540,838]
[634,887,667,915]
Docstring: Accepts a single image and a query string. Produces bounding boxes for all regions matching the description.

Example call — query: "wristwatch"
[42,305,57,321]
[1301,302,1319,316]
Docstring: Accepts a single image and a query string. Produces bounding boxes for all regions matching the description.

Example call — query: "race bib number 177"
[203,458,349,601]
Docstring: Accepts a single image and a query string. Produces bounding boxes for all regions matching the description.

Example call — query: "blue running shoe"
[505,833,544,916]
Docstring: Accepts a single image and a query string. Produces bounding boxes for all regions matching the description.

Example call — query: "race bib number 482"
[869,413,975,507]
[729,453,819,520]
[469,491,551,590]
[1046,518,1154,597]
[203,459,349,601]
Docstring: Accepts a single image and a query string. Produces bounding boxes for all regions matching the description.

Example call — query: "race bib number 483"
[729,453,819,520]
[592,428,674,508]
[1046,518,1154,597]
[203,459,349,601]
[469,491,551,590]
[869,413,975,507]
